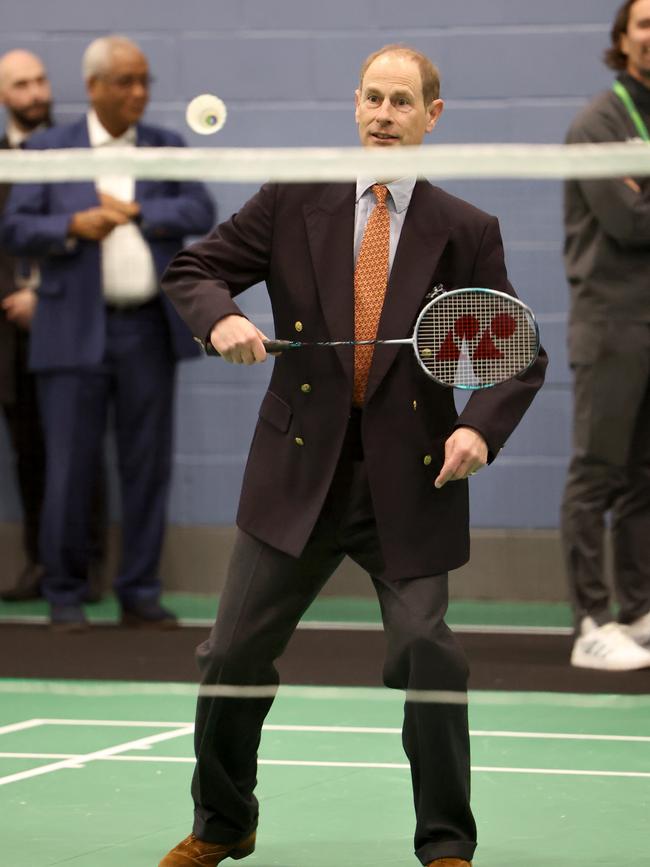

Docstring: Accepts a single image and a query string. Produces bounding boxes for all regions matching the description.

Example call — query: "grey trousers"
[190,453,476,865]
[561,319,650,628]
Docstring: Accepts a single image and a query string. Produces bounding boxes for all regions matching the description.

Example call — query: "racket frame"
[409,287,540,389]
[207,287,540,390]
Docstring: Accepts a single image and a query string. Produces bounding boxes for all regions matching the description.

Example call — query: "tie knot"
[372,184,388,206]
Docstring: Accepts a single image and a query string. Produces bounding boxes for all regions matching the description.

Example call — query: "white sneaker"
[571,617,650,671]
[623,611,650,646]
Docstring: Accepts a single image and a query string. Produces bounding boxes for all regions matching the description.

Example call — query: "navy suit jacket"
[2,117,215,370]
[0,135,19,402]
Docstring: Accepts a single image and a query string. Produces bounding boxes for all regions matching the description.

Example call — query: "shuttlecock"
[185,94,227,135]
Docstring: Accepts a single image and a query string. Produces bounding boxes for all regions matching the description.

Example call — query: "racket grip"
[204,339,296,357]
[263,340,298,353]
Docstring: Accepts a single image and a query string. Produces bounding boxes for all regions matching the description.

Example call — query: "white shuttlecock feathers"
[185,94,227,135]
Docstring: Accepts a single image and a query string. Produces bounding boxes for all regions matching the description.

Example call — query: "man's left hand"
[1,288,37,330]
[434,427,488,489]
[98,192,141,221]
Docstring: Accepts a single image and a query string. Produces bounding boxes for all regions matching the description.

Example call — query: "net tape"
[1,680,649,709]
[2,141,650,183]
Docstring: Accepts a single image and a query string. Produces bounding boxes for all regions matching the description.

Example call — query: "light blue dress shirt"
[354,177,417,275]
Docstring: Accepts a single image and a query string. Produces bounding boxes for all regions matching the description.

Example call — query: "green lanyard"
[612,80,650,142]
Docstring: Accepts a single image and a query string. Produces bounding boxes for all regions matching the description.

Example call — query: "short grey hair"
[82,35,143,81]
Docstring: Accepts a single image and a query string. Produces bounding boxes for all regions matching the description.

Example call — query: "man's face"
[87,46,150,135]
[355,53,443,148]
[621,0,650,82]
[0,52,52,131]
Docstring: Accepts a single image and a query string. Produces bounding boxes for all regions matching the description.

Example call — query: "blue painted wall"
[0,0,619,528]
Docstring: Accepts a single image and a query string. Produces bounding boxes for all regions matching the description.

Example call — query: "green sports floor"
[0,592,575,630]
[1,597,649,866]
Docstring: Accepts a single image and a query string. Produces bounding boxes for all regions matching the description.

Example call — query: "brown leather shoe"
[158,831,256,866]
[120,600,179,630]
[427,860,472,866]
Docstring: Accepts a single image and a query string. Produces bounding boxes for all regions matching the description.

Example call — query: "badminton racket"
[207,287,539,389]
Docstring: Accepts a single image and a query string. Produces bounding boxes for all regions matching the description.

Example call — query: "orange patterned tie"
[353,184,390,406]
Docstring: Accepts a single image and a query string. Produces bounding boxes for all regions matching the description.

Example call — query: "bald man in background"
[0,51,106,604]
[0,50,52,601]
[3,36,215,630]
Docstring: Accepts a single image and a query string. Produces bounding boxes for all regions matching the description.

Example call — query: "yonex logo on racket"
[435,311,519,363]
[414,287,539,389]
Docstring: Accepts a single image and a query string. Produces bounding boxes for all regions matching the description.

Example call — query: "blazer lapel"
[365,181,450,403]
[65,118,99,210]
[303,184,356,382]
[134,124,156,202]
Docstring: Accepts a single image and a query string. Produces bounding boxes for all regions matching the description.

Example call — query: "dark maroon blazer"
[163,180,547,580]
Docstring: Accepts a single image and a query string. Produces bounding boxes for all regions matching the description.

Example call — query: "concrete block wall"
[0,0,620,531]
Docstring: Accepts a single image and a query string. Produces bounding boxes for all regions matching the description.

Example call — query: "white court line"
[1,751,648,779]
[470,729,650,743]
[6,719,650,744]
[0,719,44,736]
[266,725,650,743]
[471,765,650,779]
[0,724,193,787]
[0,752,73,760]
[36,718,188,728]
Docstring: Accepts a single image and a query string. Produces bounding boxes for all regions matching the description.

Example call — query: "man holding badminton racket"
[160,45,547,867]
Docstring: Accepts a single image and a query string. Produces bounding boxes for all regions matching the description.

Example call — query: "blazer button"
[295,436,305,446]
[412,400,417,410]
[294,321,303,333]
[423,454,432,466]
[300,383,312,394]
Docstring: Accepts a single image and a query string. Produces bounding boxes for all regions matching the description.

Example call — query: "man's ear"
[354,88,361,123]
[86,76,99,100]
[620,34,630,58]
[425,99,444,133]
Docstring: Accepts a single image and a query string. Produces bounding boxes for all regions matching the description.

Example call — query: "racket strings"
[415,292,538,388]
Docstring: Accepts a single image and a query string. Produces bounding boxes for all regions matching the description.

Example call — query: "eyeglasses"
[100,74,155,90]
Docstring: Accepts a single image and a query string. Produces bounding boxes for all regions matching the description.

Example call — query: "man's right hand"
[210,315,269,364]
[98,192,141,221]
[68,207,130,241]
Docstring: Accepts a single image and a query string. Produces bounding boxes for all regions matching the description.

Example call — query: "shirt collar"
[355,177,417,213]
[6,119,46,148]
[87,109,137,147]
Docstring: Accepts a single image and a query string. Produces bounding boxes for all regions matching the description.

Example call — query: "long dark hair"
[604,0,637,70]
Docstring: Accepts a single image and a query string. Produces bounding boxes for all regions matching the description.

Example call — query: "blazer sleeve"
[162,183,276,344]
[139,181,215,239]
[2,181,75,257]
[1,133,80,257]
[455,216,548,460]
[138,131,215,238]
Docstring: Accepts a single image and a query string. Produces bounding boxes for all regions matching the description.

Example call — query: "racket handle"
[263,339,299,353]
[204,339,298,357]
